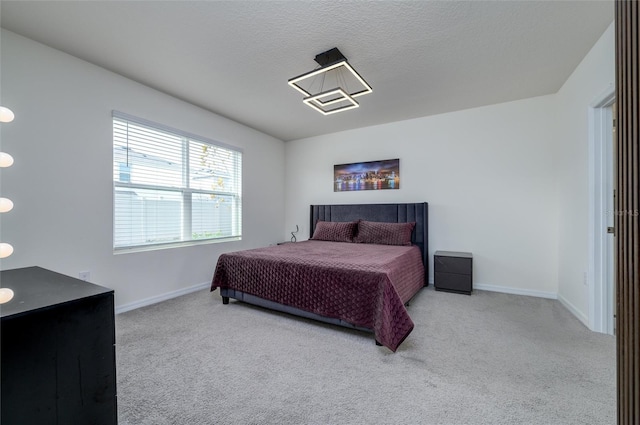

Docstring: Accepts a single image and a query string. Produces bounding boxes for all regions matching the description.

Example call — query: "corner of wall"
[553,21,615,328]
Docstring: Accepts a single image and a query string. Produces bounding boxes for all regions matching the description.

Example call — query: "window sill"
[113,236,242,255]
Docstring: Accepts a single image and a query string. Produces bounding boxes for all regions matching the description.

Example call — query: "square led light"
[303,88,359,115]
[288,60,372,99]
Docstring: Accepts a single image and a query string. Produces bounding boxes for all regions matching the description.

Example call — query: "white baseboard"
[429,279,590,327]
[473,283,558,300]
[557,293,589,328]
[116,280,585,327]
[428,278,557,299]
[115,281,210,315]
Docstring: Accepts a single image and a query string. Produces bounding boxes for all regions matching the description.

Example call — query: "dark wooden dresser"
[0,266,117,425]
[434,251,473,295]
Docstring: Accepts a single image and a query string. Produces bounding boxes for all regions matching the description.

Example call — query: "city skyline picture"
[334,158,400,192]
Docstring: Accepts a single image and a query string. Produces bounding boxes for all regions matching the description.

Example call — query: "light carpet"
[115,287,615,424]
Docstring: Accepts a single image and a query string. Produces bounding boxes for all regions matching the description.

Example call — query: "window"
[113,112,242,251]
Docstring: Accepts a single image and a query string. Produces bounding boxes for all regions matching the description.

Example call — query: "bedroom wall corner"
[554,21,615,328]
[0,29,286,310]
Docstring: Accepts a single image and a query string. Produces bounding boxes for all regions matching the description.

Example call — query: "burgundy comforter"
[211,240,425,351]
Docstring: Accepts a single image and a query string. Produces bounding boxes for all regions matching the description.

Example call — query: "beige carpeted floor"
[115,286,616,425]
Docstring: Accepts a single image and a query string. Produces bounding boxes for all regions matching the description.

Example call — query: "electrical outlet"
[583,271,588,286]
[79,271,90,281]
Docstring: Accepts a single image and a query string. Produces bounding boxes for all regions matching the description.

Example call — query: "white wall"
[285,95,559,297]
[555,22,615,323]
[0,30,285,310]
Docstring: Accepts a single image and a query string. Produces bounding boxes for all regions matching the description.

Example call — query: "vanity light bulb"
[0,287,14,304]
[0,106,15,123]
[0,242,14,258]
[0,198,14,213]
[0,152,14,168]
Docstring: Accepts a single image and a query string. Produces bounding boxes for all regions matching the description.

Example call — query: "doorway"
[588,85,615,335]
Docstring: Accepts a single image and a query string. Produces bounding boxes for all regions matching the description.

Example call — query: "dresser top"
[434,251,473,258]
[0,266,113,319]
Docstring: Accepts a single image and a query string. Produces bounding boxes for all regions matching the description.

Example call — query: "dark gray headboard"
[310,203,429,285]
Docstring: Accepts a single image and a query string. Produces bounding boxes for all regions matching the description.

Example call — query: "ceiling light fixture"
[288,47,372,115]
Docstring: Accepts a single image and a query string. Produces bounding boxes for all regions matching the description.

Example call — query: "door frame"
[588,84,615,334]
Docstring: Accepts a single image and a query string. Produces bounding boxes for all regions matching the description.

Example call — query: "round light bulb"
[0,242,14,258]
[0,152,14,168]
[0,198,14,213]
[0,288,14,304]
[0,106,15,123]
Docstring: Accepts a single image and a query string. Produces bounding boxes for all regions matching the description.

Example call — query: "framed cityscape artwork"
[334,158,400,192]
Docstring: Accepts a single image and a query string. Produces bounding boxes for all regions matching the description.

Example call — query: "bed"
[211,202,429,351]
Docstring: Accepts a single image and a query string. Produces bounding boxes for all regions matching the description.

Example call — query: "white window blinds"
[113,112,242,251]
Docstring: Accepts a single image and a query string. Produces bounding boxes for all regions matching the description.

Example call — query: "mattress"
[211,240,425,351]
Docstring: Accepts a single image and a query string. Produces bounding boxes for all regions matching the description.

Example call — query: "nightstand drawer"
[435,272,472,294]
[434,255,472,275]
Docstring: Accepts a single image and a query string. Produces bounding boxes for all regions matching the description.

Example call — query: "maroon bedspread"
[211,240,425,351]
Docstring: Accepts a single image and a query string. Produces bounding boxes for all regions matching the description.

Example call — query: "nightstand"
[434,251,473,295]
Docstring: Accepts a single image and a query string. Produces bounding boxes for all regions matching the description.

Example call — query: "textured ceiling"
[1,1,613,141]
